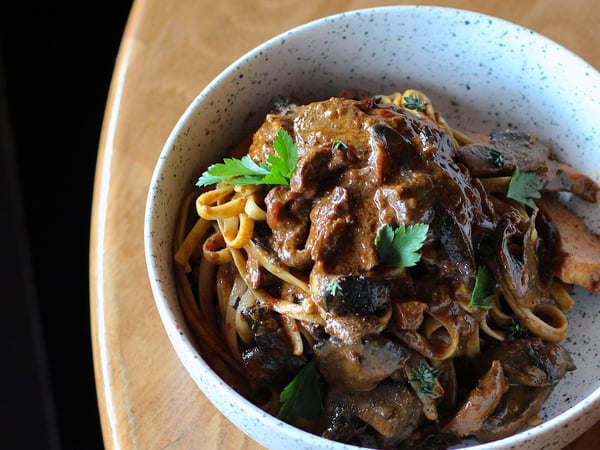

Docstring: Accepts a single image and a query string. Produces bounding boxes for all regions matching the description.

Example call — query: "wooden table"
[89,0,600,448]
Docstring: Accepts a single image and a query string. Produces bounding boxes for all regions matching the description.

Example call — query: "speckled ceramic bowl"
[145,6,600,450]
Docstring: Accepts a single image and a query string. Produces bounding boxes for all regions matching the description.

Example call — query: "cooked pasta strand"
[174,217,212,272]
[549,281,575,311]
[223,213,254,248]
[245,240,310,293]
[197,196,246,220]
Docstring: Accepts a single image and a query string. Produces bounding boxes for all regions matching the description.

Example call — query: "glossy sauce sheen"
[252,98,494,281]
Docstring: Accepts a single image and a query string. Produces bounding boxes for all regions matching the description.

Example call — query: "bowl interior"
[145,5,600,449]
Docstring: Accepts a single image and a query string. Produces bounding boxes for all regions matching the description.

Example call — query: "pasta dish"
[173,89,600,448]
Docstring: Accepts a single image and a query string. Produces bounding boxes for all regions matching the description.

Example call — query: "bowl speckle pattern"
[145,6,600,449]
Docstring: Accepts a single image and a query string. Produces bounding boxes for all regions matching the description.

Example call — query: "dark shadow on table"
[0,3,133,449]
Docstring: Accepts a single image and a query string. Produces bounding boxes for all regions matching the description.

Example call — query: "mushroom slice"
[443,360,508,437]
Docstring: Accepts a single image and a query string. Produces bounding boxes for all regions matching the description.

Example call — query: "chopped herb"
[278,359,322,423]
[506,320,528,338]
[506,167,541,209]
[403,95,426,112]
[325,278,343,296]
[468,266,495,310]
[375,223,429,268]
[373,96,383,104]
[271,95,296,111]
[558,169,572,191]
[196,128,298,187]
[488,148,505,168]
[409,359,443,398]
[331,140,348,150]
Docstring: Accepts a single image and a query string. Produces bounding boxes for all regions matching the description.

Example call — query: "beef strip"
[255,98,496,280]
[253,98,499,348]
[455,129,599,202]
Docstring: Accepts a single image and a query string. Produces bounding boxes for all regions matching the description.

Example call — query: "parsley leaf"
[196,128,298,187]
[506,167,541,208]
[375,223,429,267]
[409,359,443,398]
[278,359,322,423]
[403,95,426,112]
[196,155,269,186]
[468,266,495,309]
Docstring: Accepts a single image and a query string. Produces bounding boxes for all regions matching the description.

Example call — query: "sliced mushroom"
[240,306,305,386]
[474,385,553,442]
[442,360,508,437]
[489,338,575,387]
[320,381,423,448]
[314,336,411,391]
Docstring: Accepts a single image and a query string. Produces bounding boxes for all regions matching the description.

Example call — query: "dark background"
[1,3,134,449]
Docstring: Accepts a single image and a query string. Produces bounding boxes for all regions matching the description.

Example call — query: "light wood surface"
[89,1,599,448]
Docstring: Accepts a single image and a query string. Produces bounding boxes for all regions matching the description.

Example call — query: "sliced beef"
[455,129,599,202]
[536,194,600,294]
[264,186,312,268]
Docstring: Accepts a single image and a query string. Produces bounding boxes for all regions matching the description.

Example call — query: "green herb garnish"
[271,95,296,111]
[506,167,541,208]
[409,359,443,398]
[468,266,495,310]
[403,95,426,112]
[278,358,322,423]
[325,278,343,296]
[375,223,429,268]
[488,148,505,168]
[196,128,298,187]
[331,140,348,150]
[506,320,528,338]
[558,169,572,191]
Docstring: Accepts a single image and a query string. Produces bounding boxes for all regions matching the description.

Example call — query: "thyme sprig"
[409,359,443,398]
